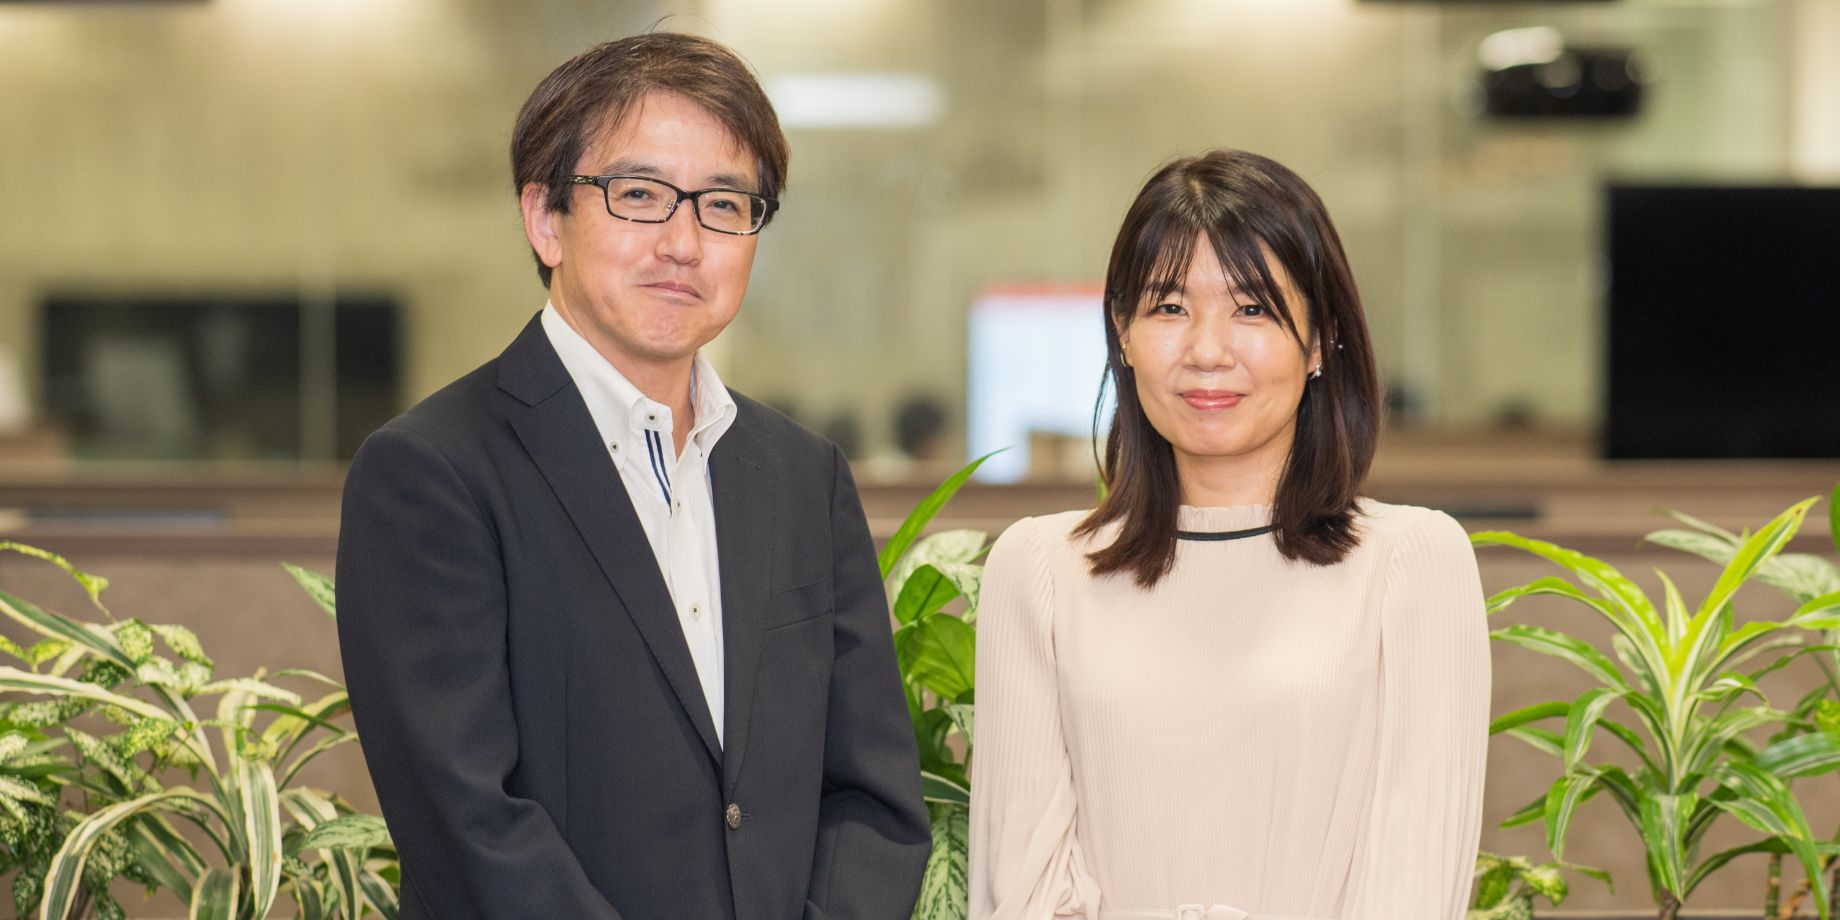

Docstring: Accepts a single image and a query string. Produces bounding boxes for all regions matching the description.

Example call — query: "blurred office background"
[3,0,1840,913]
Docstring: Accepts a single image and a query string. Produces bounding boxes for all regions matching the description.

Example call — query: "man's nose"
[654,200,704,264]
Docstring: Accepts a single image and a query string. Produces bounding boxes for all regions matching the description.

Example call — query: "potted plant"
[1644,485,1840,918]
[878,456,999,920]
[1476,494,1840,920]
[0,543,396,919]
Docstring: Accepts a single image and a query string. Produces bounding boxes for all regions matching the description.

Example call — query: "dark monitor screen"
[1605,184,1840,459]
[40,294,400,461]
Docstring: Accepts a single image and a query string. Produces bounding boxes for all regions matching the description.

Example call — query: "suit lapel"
[711,413,770,797]
[499,317,723,765]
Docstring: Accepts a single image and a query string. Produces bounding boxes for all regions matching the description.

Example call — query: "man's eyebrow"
[598,160,757,191]
[705,171,755,191]
[601,159,664,178]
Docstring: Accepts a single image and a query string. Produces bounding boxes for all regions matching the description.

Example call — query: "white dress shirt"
[541,303,739,745]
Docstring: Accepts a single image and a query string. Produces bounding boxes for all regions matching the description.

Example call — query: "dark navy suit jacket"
[336,315,930,920]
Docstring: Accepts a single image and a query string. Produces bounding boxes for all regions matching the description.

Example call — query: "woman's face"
[1119,233,1321,496]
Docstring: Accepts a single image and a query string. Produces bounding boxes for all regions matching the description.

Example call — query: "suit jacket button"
[725,803,742,830]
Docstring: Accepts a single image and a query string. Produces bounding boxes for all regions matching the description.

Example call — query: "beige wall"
[0,0,1832,464]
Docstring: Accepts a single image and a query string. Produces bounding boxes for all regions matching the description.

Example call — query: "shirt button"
[673,499,682,512]
[689,604,702,620]
[725,803,742,830]
[609,441,620,453]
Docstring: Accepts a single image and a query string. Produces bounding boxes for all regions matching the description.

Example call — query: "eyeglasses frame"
[568,174,780,236]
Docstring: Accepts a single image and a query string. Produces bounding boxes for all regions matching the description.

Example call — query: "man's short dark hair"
[510,32,790,286]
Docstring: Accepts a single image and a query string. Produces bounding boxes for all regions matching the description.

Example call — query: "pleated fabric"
[967,500,1490,920]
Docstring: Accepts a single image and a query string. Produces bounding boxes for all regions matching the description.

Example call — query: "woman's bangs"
[1208,226,1303,341]
[1115,212,1199,317]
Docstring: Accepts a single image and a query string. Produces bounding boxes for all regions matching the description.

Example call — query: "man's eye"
[620,188,655,202]
[707,198,739,212]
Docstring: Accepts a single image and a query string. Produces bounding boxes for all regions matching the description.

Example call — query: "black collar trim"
[1176,524,1276,542]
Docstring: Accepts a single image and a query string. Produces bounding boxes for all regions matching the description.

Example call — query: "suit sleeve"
[803,443,933,920]
[1340,510,1491,920]
[337,424,625,920]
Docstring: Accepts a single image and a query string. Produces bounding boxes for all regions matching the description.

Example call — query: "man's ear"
[520,183,564,272]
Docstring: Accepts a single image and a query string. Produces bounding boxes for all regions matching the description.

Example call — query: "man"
[336,32,931,920]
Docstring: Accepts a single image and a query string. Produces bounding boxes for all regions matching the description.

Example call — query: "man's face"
[524,90,760,373]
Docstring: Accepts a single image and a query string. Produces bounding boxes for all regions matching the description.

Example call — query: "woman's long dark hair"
[1075,149,1382,588]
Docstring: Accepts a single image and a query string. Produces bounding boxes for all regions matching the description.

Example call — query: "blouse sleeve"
[1341,510,1492,920]
[968,518,1101,920]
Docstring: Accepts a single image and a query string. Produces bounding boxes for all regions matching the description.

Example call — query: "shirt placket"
[667,435,723,742]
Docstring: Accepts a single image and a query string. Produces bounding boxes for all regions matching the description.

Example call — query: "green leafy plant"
[883,453,999,920]
[0,543,397,919]
[1645,482,1840,919]
[1467,851,1608,920]
[1477,496,1840,920]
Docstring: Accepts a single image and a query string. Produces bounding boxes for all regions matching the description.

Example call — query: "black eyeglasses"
[569,175,779,235]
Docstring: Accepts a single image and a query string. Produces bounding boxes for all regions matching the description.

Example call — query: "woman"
[968,149,1489,920]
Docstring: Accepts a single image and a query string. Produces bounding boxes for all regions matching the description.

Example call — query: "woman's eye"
[1149,302,1184,316]
[1237,302,1268,317]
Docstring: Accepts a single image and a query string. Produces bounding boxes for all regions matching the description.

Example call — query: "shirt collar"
[540,301,736,454]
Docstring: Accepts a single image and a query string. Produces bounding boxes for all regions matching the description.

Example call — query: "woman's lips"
[1181,390,1245,410]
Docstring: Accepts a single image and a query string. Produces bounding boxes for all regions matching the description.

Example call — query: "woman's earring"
[1310,364,1323,380]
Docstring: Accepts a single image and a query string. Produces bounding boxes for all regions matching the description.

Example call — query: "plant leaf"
[283,564,337,619]
[877,452,1001,579]
[1490,625,1627,690]
[920,770,970,807]
[0,590,135,671]
[238,758,284,918]
[0,543,109,608]
[148,624,213,668]
[359,869,400,920]
[300,814,392,852]
[912,803,968,920]
[1562,689,1625,774]
[1702,502,1814,614]
[187,867,239,920]
[1471,532,1663,647]
[905,615,976,702]
[1637,791,1692,899]
[198,678,302,707]
[1753,731,1840,779]
[893,565,960,626]
[887,530,988,597]
[1501,726,1562,756]
[0,667,171,723]
[942,701,975,745]
[39,787,219,920]
[1542,770,1601,859]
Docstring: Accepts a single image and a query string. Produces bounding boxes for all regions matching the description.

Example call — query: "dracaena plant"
[882,454,999,920]
[0,542,398,919]
[1645,483,1840,919]
[1477,496,1840,920]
